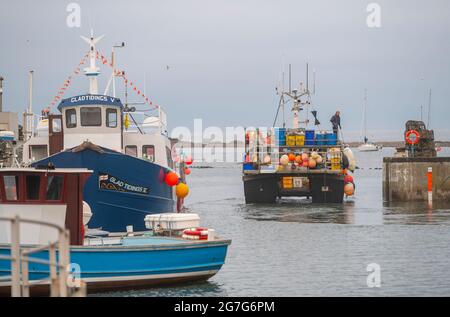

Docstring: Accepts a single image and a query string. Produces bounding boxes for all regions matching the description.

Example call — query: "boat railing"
[0,215,86,297]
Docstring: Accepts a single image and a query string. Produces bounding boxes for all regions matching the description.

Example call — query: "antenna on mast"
[288,64,292,93]
[306,63,309,93]
[80,30,104,94]
[313,69,316,95]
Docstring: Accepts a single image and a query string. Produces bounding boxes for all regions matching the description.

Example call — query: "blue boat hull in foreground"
[0,236,230,294]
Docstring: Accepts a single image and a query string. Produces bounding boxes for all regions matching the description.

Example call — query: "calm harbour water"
[101,147,450,297]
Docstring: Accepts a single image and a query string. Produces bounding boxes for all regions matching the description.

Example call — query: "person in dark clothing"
[330,111,341,136]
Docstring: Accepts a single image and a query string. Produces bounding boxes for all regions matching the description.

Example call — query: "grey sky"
[1,0,449,140]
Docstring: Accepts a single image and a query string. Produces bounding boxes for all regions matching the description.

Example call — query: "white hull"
[358,143,381,152]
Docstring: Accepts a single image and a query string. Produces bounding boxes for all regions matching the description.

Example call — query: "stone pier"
[383,157,450,202]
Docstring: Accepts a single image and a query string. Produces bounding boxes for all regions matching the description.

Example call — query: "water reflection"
[239,198,450,226]
[239,199,359,225]
[92,280,227,297]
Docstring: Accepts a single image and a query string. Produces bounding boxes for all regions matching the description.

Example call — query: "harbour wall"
[383,157,450,201]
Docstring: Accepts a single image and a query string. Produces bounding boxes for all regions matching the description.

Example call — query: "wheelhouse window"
[66,109,77,128]
[142,145,155,162]
[106,108,118,128]
[80,107,102,127]
[45,175,64,201]
[3,175,19,201]
[26,175,41,200]
[125,145,137,157]
[29,145,48,160]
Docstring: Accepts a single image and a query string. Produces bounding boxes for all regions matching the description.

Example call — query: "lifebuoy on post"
[405,130,420,145]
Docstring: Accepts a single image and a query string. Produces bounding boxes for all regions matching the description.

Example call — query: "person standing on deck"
[330,111,341,137]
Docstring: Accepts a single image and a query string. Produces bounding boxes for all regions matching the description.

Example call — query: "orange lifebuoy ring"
[405,130,420,145]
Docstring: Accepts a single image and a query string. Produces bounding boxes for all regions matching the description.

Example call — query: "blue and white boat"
[21,32,179,232]
[0,167,230,295]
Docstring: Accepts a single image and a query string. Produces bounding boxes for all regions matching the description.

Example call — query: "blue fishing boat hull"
[0,237,230,294]
[33,146,175,232]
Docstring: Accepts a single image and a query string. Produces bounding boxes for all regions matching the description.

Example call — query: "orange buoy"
[176,182,189,198]
[344,174,353,183]
[344,182,355,196]
[288,153,296,162]
[185,168,191,175]
[165,171,179,186]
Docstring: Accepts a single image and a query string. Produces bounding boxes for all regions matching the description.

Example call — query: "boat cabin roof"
[0,168,93,174]
[57,94,123,111]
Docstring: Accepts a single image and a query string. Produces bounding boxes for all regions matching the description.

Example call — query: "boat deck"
[83,233,230,248]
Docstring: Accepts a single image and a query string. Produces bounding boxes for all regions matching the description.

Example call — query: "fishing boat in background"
[242,64,356,204]
[358,89,381,152]
[19,31,182,232]
[0,167,230,295]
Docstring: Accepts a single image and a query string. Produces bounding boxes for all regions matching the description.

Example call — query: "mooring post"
[427,167,433,206]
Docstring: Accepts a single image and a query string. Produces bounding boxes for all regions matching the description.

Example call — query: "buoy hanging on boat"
[176,182,189,198]
[344,174,354,183]
[165,171,179,186]
[185,156,193,165]
[124,113,130,129]
[344,182,355,196]
[343,147,356,172]
[185,168,191,175]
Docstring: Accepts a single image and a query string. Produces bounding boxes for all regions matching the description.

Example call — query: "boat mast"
[427,88,432,128]
[363,89,367,142]
[81,30,104,94]
[23,70,34,141]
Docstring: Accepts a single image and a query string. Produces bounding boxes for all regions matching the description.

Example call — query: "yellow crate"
[331,163,341,170]
[295,135,305,146]
[286,135,296,147]
[282,177,293,189]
